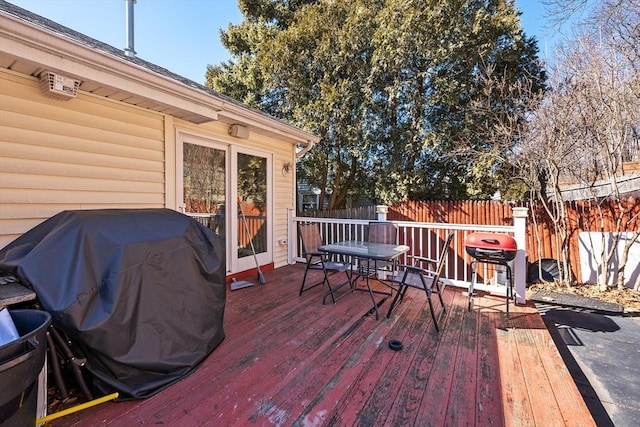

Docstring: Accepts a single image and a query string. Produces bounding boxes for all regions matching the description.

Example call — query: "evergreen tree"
[206,0,544,207]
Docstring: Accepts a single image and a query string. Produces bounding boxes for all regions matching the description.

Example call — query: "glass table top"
[319,241,410,260]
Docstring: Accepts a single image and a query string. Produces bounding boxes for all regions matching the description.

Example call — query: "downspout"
[124,0,136,57]
[296,140,315,159]
[294,140,316,213]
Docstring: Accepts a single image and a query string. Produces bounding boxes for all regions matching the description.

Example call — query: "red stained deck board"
[130,281,374,425]
[511,308,567,426]
[413,291,468,425]
[249,315,384,425]
[233,307,399,425]
[518,305,597,427]
[495,304,537,427]
[201,295,380,424]
[48,264,595,427]
[475,294,506,427]
[330,286,444,426]
[124,301,325,421]
[290,300,414,426]
[382,291,457,426]
[325,290,424,425]
[444,291,480,426]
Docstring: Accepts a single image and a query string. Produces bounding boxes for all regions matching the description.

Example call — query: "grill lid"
[464,232,517,251]
[464,232,517,261]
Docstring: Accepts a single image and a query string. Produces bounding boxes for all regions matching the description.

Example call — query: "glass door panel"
[234,149,271,272]
[183,142,226,238]
[237,152,267,257]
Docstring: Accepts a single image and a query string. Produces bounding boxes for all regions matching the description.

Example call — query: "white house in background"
[0,1,319,277]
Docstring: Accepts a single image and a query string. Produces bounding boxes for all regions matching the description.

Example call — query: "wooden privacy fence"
[388,198,639,284]
[299,205,378,220]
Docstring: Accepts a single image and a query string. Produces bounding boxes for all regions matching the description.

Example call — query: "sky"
[7,0,567,84]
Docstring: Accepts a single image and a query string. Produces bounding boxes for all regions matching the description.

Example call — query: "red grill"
[464,232,517,262]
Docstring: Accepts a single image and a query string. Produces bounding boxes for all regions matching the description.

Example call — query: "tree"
[210,0,382,210]
[207,0,543,208]
[490,0,640,287]
[207,0,317,108]
[367,0,544,202]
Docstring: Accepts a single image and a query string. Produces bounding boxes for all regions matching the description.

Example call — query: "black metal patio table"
[319,240,410,319]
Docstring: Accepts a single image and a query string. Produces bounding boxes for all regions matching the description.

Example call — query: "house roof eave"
[0,1,321,146]
[0,9,222,124]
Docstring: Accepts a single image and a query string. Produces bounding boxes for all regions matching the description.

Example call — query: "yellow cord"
[36,392,119,424]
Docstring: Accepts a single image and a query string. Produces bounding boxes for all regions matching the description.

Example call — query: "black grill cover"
[0,209,225,398]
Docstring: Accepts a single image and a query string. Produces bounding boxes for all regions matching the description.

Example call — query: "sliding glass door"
[177,131,272,274]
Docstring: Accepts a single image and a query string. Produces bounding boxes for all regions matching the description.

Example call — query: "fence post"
[376,205,388,221]
[512,207,529,304]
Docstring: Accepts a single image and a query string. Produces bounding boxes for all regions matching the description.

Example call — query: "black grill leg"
[468,260,477,311]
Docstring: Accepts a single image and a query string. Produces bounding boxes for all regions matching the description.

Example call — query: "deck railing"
[288,207,529,303]
[190,212,267,252]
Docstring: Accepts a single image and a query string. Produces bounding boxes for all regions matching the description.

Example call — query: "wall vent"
[39,71,80,100]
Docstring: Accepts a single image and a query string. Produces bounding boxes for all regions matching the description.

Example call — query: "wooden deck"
[50,264,595,426]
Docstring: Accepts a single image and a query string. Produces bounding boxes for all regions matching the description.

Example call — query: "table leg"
[366,261,380,319]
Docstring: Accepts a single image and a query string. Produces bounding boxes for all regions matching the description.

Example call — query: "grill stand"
[468,258,513,318]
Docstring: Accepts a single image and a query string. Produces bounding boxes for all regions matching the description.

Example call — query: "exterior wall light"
[228,124,249,139]
[282,162,292,176]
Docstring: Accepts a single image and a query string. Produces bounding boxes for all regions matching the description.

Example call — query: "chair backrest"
[405,231,455,291]
[298,222,323,257]
[434,232,455,279]
[368,222,398,245]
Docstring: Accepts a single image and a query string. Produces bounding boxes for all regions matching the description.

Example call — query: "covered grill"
[0,209,226,399]
[465,232,517,316]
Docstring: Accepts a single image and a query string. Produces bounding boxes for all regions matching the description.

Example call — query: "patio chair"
[359,221,399,279]
[298,222,351,304]
[368,221,398,245]
[386,232,455,332]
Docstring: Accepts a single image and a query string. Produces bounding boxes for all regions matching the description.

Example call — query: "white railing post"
[287,208,295,265]
[376,205,388,221]
[512,207,529,304]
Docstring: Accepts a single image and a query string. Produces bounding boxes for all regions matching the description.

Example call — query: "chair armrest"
[395,263,425,274]
[410,255,437,264]
[397,264,437,276]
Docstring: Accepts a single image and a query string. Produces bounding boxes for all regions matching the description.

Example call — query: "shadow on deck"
[50,264,595,426]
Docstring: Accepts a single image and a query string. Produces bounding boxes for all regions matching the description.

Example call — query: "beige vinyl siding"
[272,138,296,268]
[1,68,301,270]
[0,70,166,247]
